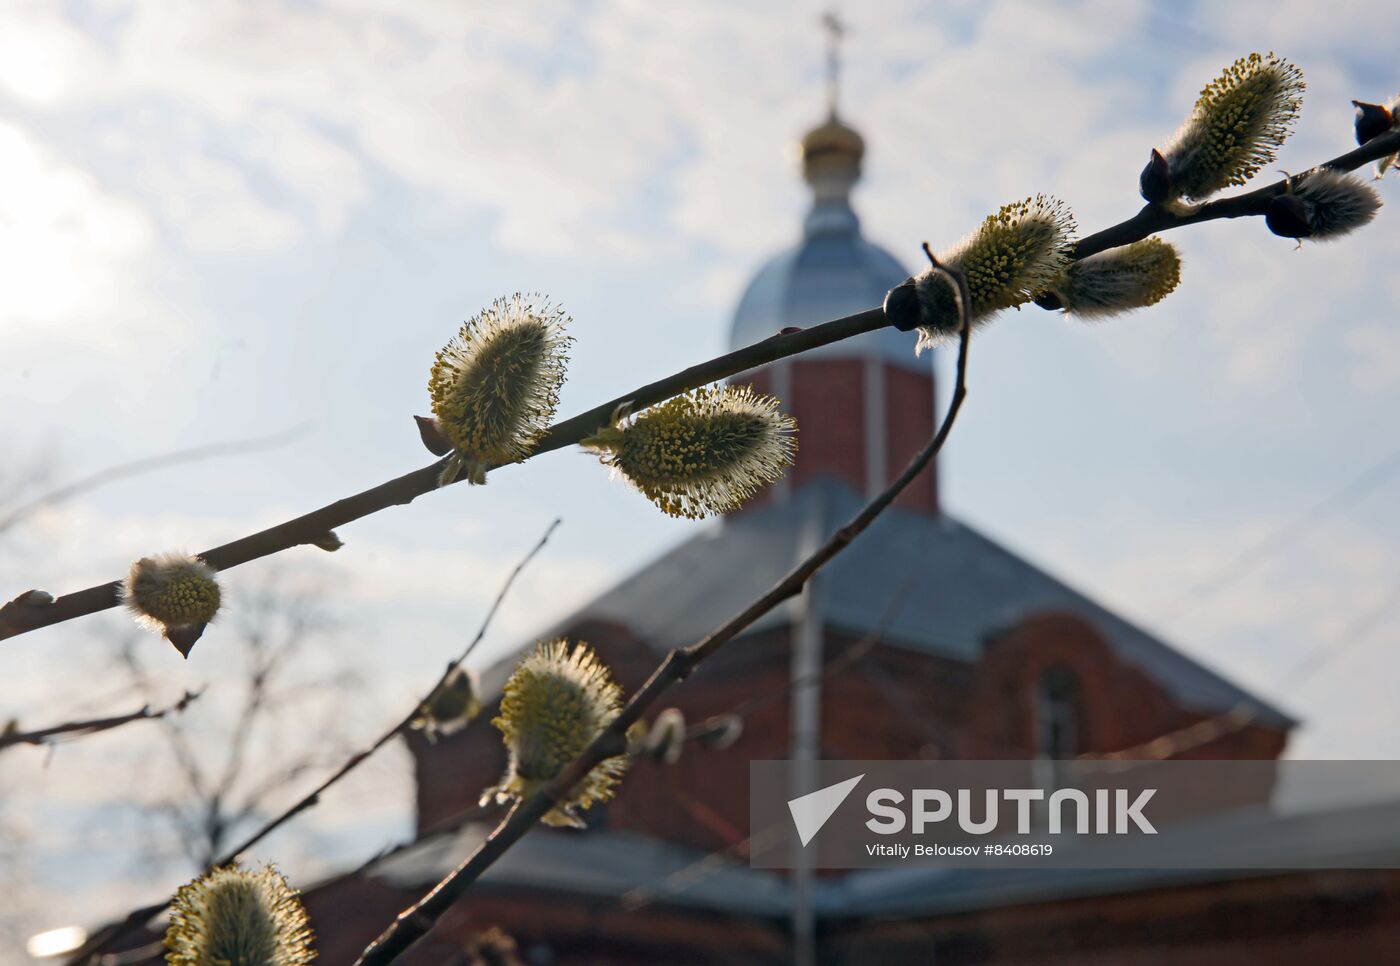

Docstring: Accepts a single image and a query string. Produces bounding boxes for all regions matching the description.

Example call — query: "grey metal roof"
[370,823,792,918]
[497,478,1293,728]
[728,198,923,370]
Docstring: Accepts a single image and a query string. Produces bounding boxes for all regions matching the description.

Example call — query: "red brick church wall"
[411,612,1287,855]
[962,610,1288,761]
[884,361,936,513]
[737,359,937,514]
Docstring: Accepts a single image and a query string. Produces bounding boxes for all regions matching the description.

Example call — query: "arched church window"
[1036,664,1082,759]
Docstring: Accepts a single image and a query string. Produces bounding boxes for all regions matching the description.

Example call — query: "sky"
[2,0,1400,956]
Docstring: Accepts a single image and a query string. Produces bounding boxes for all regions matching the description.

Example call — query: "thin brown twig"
[350,253,972,965]
[67,520,560,966]
[0,427,306,536]
[0,690,201,752]
[1081,704,1259,763]
[6,125,1398,647]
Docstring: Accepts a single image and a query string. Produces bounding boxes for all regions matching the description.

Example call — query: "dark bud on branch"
[414,415,454,456]
[882,277,922,332]
[1354,100,1394,146]
[1265,193,1312,239]
[1139,148,1172,204]
[165,622,208,659]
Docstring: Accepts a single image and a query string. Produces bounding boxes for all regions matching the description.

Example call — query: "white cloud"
[239,113,370,234]
[0,1,100,105]
[1210,0,1400,56]
[0,121,159,340]
[2,0,1395,266]
[2,0,678,255]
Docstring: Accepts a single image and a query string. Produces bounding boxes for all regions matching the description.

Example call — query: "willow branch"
[1076,128,1400,257]
[67,521,559,966]
[1,312,886,642]
[351,256,972,966]
[5,127,1398,646]
[0,690,200,752]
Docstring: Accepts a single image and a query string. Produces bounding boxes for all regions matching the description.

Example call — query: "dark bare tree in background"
[112,571,365,870]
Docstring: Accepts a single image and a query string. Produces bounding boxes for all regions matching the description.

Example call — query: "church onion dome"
[801,114,865,177]
[729,111,920,371]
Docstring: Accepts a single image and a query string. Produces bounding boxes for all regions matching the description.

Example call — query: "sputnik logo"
[787,774,864,847]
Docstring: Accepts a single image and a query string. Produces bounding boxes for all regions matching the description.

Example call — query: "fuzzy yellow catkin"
[1048,238,1182,319]
[428,293,571,485]
[165,865,315,966]
[1292,169,1383,240]
[121,553,221,631]
[1161,52,1304,202]
[908,195,1076,349]
[481,640,627,828]
[583,385,797,520]
[412,666,482,741]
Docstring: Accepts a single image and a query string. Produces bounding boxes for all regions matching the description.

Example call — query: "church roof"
[372,824,791,918]
[490,478,1292,728]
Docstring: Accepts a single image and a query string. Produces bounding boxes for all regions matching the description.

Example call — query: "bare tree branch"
[1082,705,1259,763]
[114,640,215,835]
[7,124,1397,647]
[107,579,345,869]
[69,519,560,965]
[351,255,972,965]
[0,691,201,752]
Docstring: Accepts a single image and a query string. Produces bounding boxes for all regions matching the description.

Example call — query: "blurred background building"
[82,25,1400,966]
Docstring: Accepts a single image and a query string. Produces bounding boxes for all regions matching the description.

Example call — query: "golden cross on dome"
[821,10,846,118]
